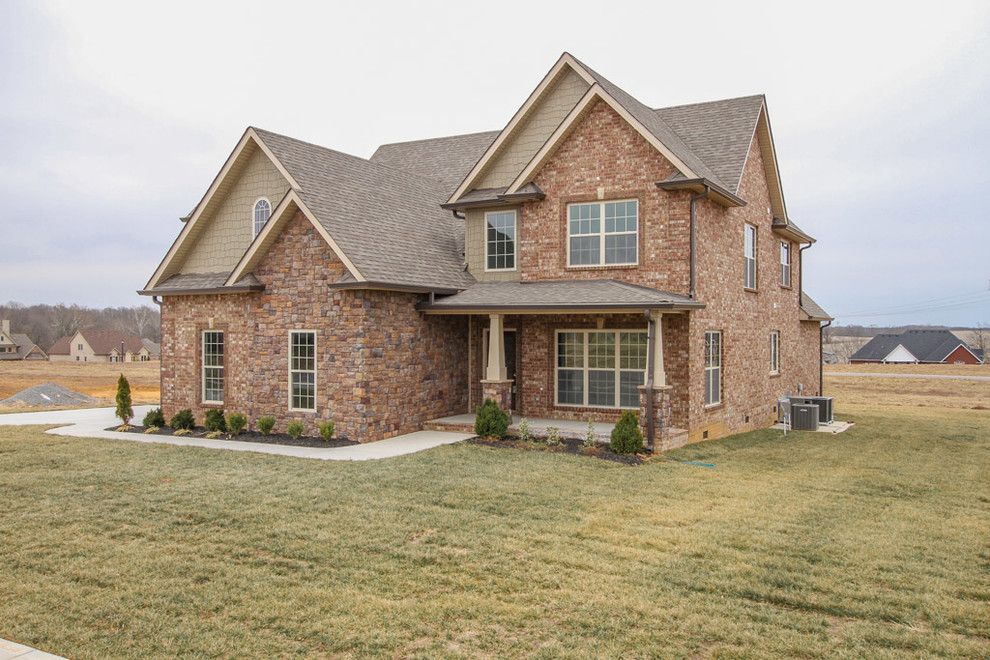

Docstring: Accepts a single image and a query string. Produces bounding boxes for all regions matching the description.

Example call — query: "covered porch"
[418,280,703,451]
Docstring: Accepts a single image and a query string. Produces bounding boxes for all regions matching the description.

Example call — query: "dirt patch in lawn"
[470,435,645,465]
[106,425,359,449]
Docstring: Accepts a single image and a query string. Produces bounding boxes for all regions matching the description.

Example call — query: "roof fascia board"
[505,85,698,195]
[655,178,746,207]
[225,190,365,286]
[754,104,790,221]
[419,302,704,314]
[145,128,300,290]
[446,54,594,204]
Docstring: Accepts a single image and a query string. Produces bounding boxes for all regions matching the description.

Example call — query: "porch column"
[481,313,512,413]
[651,310,666,387]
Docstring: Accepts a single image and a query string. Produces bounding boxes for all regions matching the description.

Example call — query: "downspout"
[688,186,710,299]
[644,309,656,450]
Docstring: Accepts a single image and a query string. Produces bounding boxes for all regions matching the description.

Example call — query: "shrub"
[610,411,644,454]
[474,398,509,438]
[227,413,247,436]
[257,416,276,435]
[115,374,133,425]
[173,428,191,437]
[545,426,562,446]
[319,420,335,441]
[204,409,226,433]
[205,431,223,439]
[143,426,159,434]
[286,421,305,439]
[142,407,165,428]
[584,419,598,448]
[170,408,195,431]
[517,418,531,442]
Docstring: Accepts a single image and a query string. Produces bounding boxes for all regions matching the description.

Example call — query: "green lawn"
[1,407,988,658]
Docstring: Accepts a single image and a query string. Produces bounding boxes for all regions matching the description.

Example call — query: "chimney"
[1,320,9,335]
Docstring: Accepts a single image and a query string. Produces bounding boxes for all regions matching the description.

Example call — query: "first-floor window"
[289,331,316,411]
[556,330,647,408]
[202,330,224,404]
[704,331,722,406]
[770,330,780,374]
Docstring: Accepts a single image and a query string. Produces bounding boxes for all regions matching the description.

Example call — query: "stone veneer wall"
[160,211,468,441]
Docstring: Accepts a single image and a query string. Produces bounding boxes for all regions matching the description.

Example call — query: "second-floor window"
[568,200,638,267]
[780,241,791,287]
[485,211,516,271]
[253,198,272,238]
[744,224,757,289]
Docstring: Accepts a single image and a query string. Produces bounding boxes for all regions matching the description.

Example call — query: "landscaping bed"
[470,435,646,465]
[105,425,358,448]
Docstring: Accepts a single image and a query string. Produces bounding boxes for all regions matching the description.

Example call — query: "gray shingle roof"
[850,329,978,363]
[142,272,263,295]
[800,293,832,321]
[0,333,46,360]
[370,131,500,198]
[420,280,702,311]
[253,128,475,292]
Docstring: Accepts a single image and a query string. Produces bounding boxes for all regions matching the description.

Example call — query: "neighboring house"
[0,320,48,361]
[141,52,830,448]
[850,329,983,365]
[142,338,162,360]
[49,330,156,363]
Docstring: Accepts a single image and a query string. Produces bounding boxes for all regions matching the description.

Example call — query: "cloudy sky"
[1,0,988,326]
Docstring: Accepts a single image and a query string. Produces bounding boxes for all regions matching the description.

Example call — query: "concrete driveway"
[0,405,474,461]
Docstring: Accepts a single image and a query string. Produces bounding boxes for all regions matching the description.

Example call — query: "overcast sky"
[1,0,988,326]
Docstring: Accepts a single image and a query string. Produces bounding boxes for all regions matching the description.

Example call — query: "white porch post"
[651,310,666,387]
[486,313,506,381]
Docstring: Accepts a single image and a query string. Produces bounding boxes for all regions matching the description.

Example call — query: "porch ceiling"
[418,279,704,314]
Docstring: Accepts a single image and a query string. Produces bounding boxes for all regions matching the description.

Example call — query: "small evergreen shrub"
[474,398,509,438]
[257,416,276,435]
[204,409,226,433]
[319,420,335,441]
[142,407,165,428]
[227,413,247,436]
[610,411,644,454]
[170,408,195,430]
[286,421,305,439]
[545,426,562,446]
[584,419,598,448]
[115,374,133,425]
[517,418,531,442]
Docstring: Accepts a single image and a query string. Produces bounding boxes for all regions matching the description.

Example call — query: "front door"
[504,330,517,411]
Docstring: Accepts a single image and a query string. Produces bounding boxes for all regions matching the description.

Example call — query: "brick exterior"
[161,211,467,441]
[943,344,981,365]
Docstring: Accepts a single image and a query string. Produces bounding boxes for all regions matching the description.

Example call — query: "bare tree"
[973,324,989,364]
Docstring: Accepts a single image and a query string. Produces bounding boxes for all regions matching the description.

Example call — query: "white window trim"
[770,330,780,375]
[288,330,317,412]
[252,197,272,239]
[704,330,722,407]
[744,223,758,290]
[780,241,792,288]
[565,200,639,268]
[202,329,224,405]
[483,210,518,272]
[553,329,648,410]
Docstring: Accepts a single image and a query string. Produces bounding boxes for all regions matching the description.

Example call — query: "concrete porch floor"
[427,413,616,443]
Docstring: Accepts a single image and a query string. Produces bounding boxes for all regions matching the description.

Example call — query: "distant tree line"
[0,302,160,350]
[825,324,985,341]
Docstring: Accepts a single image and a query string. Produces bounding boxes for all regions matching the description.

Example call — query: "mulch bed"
[106,425,359,449]
[470,435,646,465]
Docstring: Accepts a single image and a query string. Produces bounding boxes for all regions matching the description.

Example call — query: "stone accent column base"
[639,384,673,453]
[480,379,513,414]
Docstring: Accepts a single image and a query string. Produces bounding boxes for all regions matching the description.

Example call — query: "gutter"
[656,177,745,208]
[688,185,710,299]
[137,284,265,296]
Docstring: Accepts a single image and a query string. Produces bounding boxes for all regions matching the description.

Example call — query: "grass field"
[1,375,988,657]
[0,361,160,409]
[826,362,990,377]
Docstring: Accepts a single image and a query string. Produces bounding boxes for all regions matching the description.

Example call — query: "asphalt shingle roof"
[0,333,45,360]
[145,272,262,294]
[800,293,832,321]
[370,131,500,198]
[850,329,977,363]
[421,280,702,311]
[50,330,146,356]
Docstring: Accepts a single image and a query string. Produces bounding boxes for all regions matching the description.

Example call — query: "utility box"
[790,396,833,424]
[792,403,820,431]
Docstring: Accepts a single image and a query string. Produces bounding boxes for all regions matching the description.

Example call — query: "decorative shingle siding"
[476,68,590,190]
[161,211,468,441]
[181,147,290,273]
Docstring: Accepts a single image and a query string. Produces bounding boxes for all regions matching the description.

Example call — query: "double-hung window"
[770,330,780,375]
[556,330,647,408]
[202,330,224,404]
[289,331,316,411]
[744,224,757,289]
[485,210,516,271]
[780,241,791,287]
[568,200,638,267]
[704,330,722,406]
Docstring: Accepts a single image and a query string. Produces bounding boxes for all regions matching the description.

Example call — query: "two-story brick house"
[141,53,830,448]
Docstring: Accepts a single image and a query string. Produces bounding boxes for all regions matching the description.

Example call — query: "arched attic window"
[253,198,272,237]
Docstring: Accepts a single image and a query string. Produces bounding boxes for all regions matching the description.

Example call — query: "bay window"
[567,200,638,267]
[555,330,647,408]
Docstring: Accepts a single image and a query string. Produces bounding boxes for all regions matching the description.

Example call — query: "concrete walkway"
[0,638,64,659]
[0,406,473,461]
[825,371,990,382]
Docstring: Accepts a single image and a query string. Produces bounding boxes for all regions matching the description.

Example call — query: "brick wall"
[161,211,467,441]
